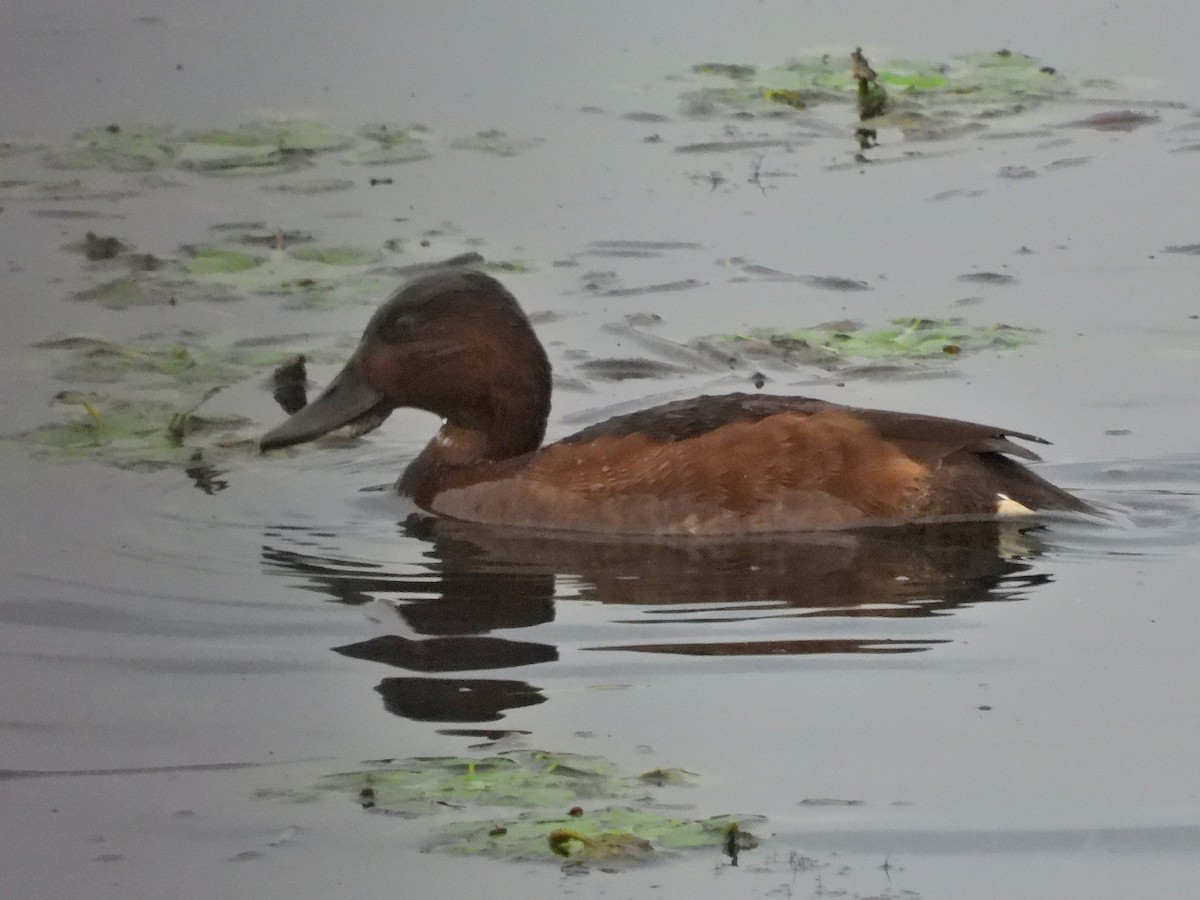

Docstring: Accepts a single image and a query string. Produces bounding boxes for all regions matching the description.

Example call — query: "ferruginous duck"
[260,271,1090,534]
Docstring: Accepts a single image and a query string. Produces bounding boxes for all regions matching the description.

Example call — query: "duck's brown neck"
[396,370,550,501]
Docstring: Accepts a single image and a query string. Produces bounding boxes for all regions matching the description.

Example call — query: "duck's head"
[260,270,552,457]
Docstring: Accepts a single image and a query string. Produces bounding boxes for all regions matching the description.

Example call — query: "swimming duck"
[261,270,1089,534]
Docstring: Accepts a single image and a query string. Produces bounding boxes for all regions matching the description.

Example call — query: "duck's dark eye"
[380,312,416,342]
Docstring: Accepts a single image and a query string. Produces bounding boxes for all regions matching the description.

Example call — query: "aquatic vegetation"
[184,245,262,274]
[14,331,350,464]
[39,335,304,387]
[44,124,175,171]
[450,129,545,157]
[21,391,250,468]
[315,750,761,869]
[289,245,381,267]
[693,319,1036,369]
[73,276,160,308]
[354,123,434,164]
[438,809,756,867]
[685,49,1072,122]
[184,120,352,153]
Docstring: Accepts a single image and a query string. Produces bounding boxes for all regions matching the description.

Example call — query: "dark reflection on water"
[375,676,547,723]
[263,515,1058,724]
[414,517,1051,615]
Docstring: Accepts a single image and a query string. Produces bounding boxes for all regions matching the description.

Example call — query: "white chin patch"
[995,493,1035,517]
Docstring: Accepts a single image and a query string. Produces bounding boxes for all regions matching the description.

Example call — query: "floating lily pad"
[185,245,262,274]
[183,120,351,152]
[481,259,535,274]
[289,245,380,266]
[694,318,1036,369]
[312,750,762,869]
[43,337,257,387]
[260,178,356,195]
[20,391,250,467]
[44,124,176,171]
[173,121,349,175]
[354,124,434,164]
[692,63,757,80]
[0,139,46,159]
[73,276,161,309]
[450,129,544,157]
[686,49,1070,121]
[322,751,629,816]
[278,274,398,311]
[176,141,288,174]
[434,809,760,867]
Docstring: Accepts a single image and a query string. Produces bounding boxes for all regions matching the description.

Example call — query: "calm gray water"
[2,2,1200,898]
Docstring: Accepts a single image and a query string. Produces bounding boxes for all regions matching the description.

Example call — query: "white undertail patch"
[996,493,1035,517]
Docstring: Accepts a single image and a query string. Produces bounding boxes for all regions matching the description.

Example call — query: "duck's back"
[421,393,1088,534]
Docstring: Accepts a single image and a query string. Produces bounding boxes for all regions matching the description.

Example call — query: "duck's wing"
[551,392,1089,517]
[561,392,1047,463]
[558,393,836,444]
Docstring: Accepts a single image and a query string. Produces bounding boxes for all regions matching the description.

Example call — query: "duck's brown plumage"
[261,271,1090,534]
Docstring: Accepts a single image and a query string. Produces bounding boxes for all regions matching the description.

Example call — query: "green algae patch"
[41,336,274,388]
[439,809,760,867]
[16,326,353,466]
[354,123,434,165]
[44,125,176,171]
[450,129,544,157]
[481,259,536,275]
[313,750,763,870]
[175,141,288,174]
[73,276,161,309]
[694,319,1036,370]
[322,751,629,816]
[685,49,1071,122]
[184,245,262,274]
[22,391,250,468]
[22,329,352,466]
[175,121,351,175]
[185,121,351,152]
[127,240,395,309]
[277,273,399,311]
[289,245,380,267]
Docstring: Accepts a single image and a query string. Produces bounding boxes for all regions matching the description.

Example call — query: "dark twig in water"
[724,822,740,866]
[852,47,888,120]
[748,154,767,197]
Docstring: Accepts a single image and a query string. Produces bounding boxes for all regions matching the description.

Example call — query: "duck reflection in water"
[263,515,1054,724]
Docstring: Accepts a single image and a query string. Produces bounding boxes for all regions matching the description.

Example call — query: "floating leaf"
[185,245,261,274]
[184,120,351,153]
[73,276,159,309]
[176,141,288,174]
[44,124,176,171]
[433,808,763,867]
[694,318,1036,369]
[354,124,434,164]
[260,178,356,195]
[289,245,380,266]
[686,49,1070,121]
[311,749,764,868]
[20,391,250,467]
[321,751,627,816]
[450,130,544,157]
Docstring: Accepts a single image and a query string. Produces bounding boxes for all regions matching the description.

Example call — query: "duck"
[260,270,1091,534]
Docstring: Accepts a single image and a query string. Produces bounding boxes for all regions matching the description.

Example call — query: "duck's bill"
[260,363,392,451]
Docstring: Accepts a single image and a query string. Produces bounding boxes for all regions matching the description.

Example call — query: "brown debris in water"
[271,354,308,414]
